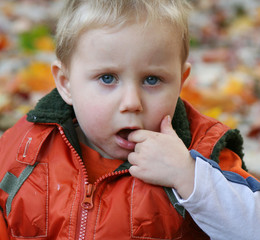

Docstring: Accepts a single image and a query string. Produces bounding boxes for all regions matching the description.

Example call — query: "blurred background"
[0,0,260,176]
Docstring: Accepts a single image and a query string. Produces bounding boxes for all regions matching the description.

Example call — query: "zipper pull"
[82,184,96,209]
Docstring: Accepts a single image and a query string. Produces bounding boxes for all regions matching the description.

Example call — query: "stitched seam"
[16,125,34,162]
[131,231,183,240]
[68,174,80,240]
[130,178,135,238]
[93,191,103,240]
[7,163,38,216]
[11,163,48,238]
[31,128,53,165]
[131,231,183,239]
[45,163,49,237]
[209,130,226,155]
[16,127,54,165]
[11,229,47,238]
[194,122,224,152]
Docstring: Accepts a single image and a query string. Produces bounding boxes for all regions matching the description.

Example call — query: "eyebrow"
[142,66,178,77]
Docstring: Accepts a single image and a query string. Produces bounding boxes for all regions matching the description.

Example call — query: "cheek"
[75,101,116,143]
[76,103,107,127]
[145,95,178,131]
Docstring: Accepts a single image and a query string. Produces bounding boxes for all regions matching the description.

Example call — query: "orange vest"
[0,89,246,239]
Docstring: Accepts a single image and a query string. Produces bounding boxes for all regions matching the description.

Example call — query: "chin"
[110,150,131,161]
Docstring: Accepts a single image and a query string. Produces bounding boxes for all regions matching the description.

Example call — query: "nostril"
[119,90,143,113]
[119,101,143,113]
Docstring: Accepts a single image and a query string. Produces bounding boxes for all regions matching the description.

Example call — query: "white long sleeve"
[172,150,260,240]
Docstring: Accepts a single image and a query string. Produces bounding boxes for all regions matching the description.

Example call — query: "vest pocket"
[8,163,48,238]
[130,179,184,240]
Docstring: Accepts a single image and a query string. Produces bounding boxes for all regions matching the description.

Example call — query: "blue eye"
[99,74,116,84]
[144,76,160,85]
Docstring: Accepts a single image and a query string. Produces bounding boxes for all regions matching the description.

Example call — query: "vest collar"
[27,88,192,148]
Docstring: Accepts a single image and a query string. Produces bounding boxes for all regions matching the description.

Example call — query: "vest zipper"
[80,171,129,240]
[80,170,129,211]
[59,126,129,239]
[79,171,129,240]
[82,183,96,209]
[58,127,89,240]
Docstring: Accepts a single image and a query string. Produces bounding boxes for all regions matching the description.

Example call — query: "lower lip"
[115,135,136,150]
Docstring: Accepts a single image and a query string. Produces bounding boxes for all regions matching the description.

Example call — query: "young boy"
[0,0,260,239]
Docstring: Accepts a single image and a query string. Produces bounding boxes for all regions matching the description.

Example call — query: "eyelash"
[98,74,117,85]
[143,76,161,86]
[98,74,162,86]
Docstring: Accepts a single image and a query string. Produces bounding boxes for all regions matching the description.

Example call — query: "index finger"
[128,129,158,143]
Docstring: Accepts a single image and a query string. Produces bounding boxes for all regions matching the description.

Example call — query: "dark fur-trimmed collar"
[27,88,192,148]
[27,88,75,125]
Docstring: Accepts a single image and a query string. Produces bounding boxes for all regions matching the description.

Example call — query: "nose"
[119,85,143,113]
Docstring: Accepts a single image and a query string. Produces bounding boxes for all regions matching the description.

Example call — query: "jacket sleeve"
[0,211,9,240]
[172,148,260,240]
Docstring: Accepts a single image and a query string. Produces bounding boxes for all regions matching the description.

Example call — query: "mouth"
[117,128,136,141]
[115,127,140,150]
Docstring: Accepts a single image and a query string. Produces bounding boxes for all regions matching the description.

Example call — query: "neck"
[75,125,113,159]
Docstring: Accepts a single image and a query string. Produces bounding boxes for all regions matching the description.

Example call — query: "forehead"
[72,21,182,64]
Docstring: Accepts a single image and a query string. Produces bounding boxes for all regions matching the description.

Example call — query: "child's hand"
[128,115,195,199]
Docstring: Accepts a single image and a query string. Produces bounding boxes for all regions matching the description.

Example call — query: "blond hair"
[55,0,192,67]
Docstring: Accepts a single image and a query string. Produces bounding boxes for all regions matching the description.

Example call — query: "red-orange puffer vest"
[0,89,245,239]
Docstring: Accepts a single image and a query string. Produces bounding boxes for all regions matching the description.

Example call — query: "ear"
[181,62,191,89]
[51,60,73,105]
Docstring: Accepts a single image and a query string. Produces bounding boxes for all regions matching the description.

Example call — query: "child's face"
[54,21,190,160]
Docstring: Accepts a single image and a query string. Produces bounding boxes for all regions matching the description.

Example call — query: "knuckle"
[129,166,138,176]
[128,153,134,162]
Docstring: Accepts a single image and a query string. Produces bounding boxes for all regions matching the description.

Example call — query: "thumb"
[160,115,175,135]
